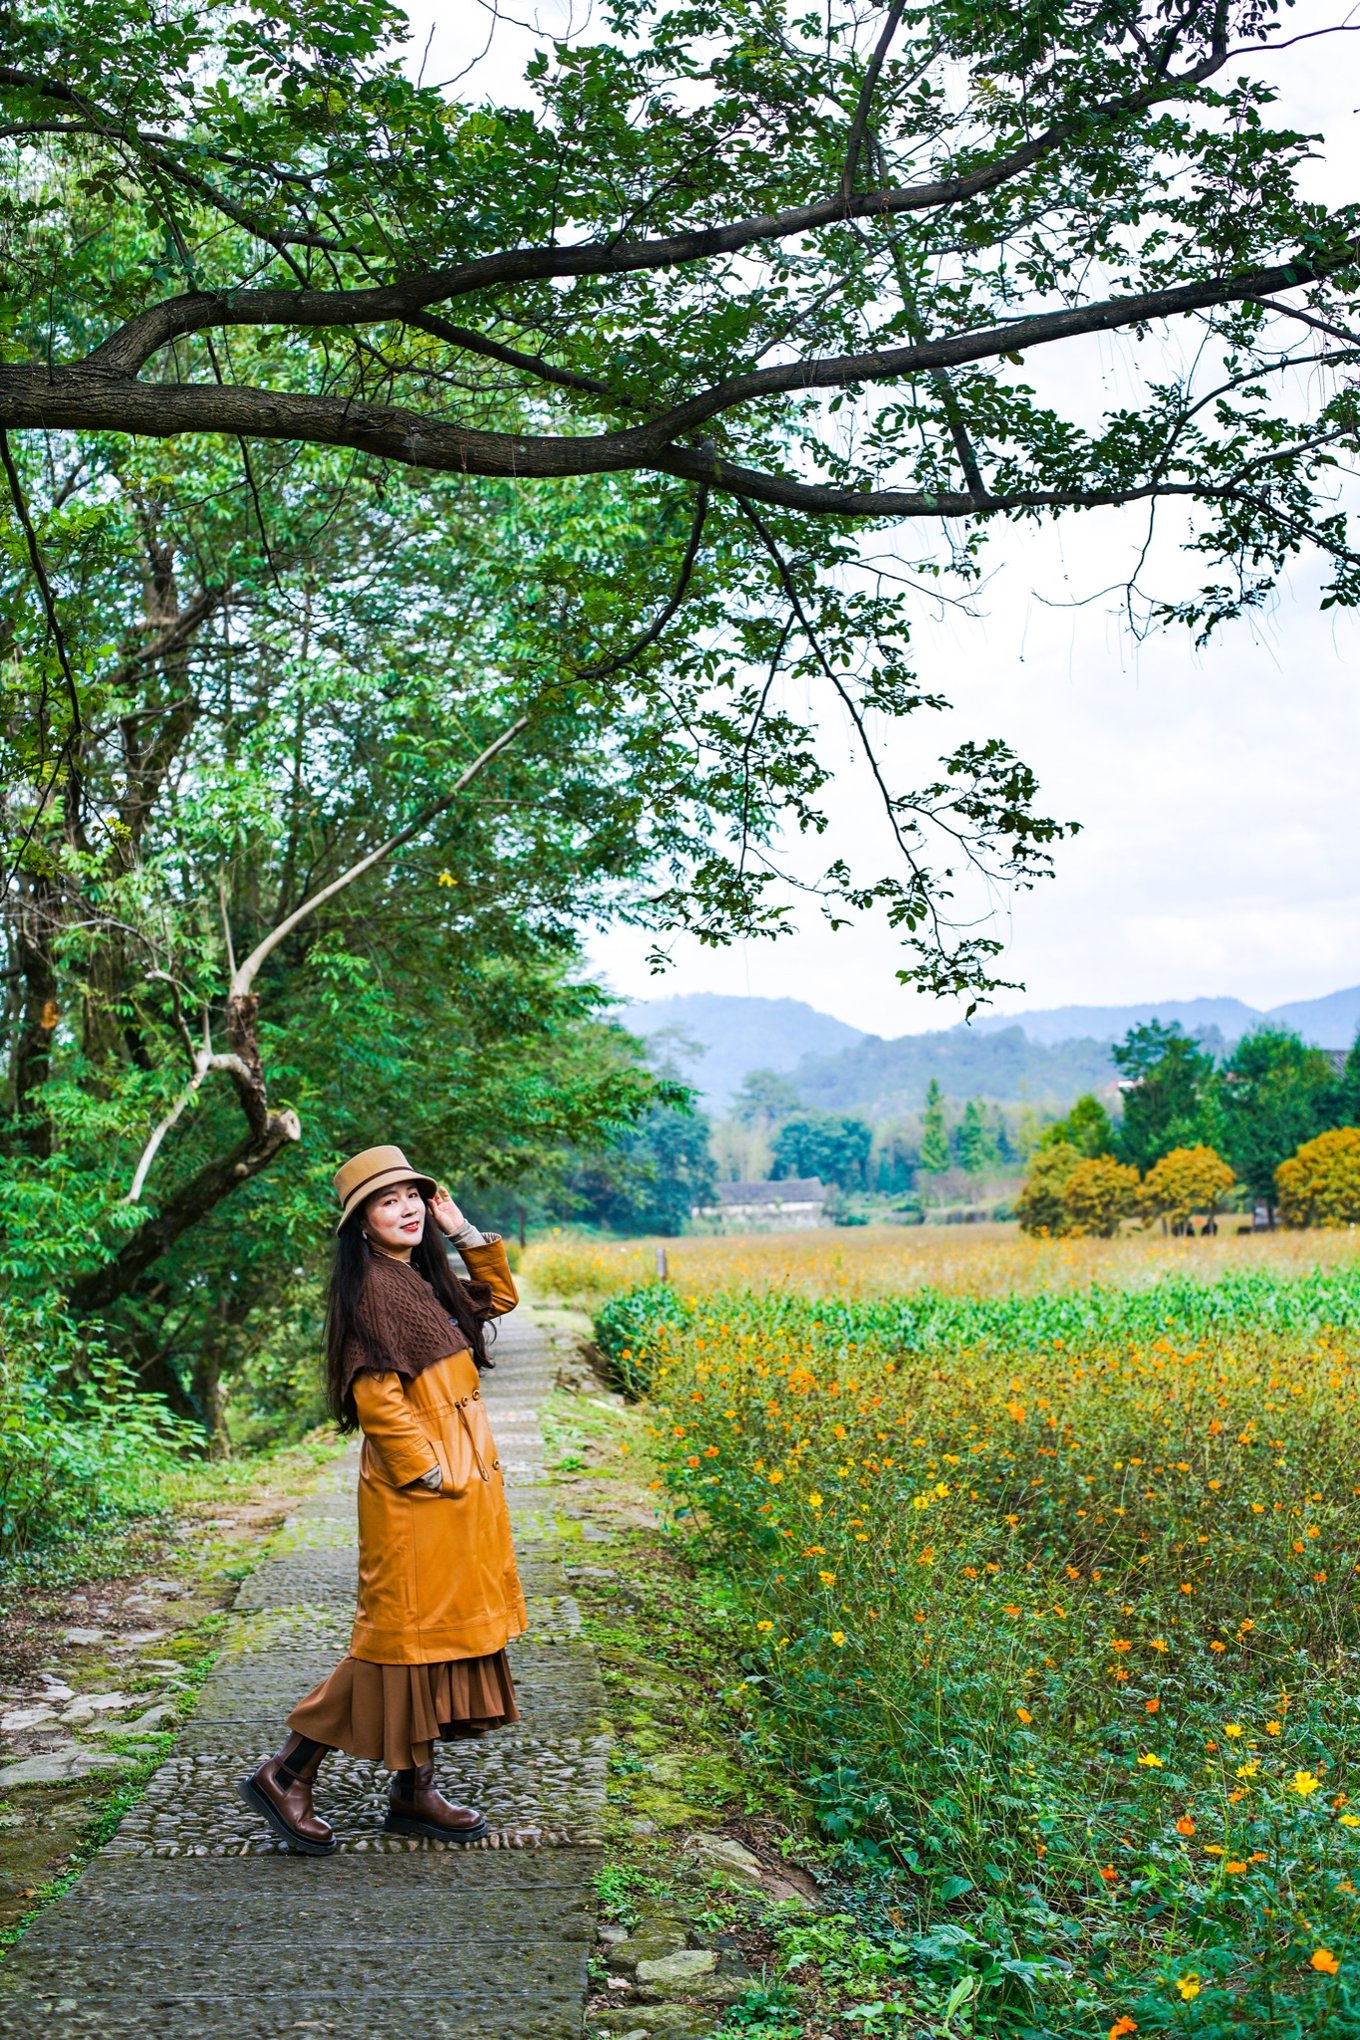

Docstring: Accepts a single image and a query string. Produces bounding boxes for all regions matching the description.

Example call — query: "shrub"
[1139,1144,1236,1231]
[0,1297,193,1557]
[1059,1156,1139,1237]
[592,1282,691,1396]
[1277,1126,1360,1228]
[1015,1141,1082,1235]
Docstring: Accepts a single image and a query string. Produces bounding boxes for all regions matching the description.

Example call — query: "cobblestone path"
[0,1308,608,2038]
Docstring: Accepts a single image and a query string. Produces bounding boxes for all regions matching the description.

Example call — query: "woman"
[238,1144,527,1853]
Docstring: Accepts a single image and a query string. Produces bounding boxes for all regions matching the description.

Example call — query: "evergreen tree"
[958,1097,999,1177]
[919,1080,951,1178]
[1217,1029,1341,1206]
[1113,1024,1218,1173]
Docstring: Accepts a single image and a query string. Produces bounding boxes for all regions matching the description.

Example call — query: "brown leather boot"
[384,1762,488,1842]
[237,1734,337,1855]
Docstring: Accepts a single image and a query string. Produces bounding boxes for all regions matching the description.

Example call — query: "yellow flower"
[1137,1752,1164,1768]
[768,1470,784,1485]
[1175,1975,1201,2002]
[1223,1723,1245,1739]
[831,1630,846,1647]
[756,1619,773,1632]
[1339,1814,1360,1827]
[1266,1721,1282,1736]
[1292,1771,1322,1796]
[818,1570,836,1585]
[807,1491,823,1509]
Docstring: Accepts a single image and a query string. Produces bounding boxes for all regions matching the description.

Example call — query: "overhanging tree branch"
[4,243,1354,514]
[61,35,1237,382]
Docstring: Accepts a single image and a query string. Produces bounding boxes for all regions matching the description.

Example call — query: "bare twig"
[229,711,532,1002]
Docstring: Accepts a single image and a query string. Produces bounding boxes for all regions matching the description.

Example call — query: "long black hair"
[325,1205,490,1430]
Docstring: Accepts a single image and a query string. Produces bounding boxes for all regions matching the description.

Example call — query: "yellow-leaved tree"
[1139,1145,1237,1233]
[1060,1157,1140,1238]
[1015,1142,1083,1236]
[1276,1128,1360,1228]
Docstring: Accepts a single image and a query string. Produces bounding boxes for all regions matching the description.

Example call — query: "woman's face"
[363,1180,427,1255]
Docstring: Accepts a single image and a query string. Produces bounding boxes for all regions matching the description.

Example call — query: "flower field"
[593,1249,1360,2036]
[523,1221,1360,1313]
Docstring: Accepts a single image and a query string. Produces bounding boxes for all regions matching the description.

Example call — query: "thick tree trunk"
[68,1106,300,1316]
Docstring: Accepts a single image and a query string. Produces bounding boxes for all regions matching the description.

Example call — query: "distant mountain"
[795,1024,1119,1115]
[970,997,1261,1046]
[969,988,1360,1051]
[617,984,1360,1120]
[1266,986,1360,1048]
[619,993,864,1111]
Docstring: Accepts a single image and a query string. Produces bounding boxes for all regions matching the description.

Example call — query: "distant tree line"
[1018,1022,1360,1235]
[561,1018,1360,1243]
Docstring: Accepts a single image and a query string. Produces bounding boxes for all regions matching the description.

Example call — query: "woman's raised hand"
[427,1185,464,1236]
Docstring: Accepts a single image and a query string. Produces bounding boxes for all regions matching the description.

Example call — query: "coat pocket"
[440,1397,493,1499]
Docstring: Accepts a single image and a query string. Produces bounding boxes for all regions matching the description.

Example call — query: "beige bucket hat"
[333,1144,437,1231]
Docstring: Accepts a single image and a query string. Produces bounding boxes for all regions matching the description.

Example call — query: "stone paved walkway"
[0,1308,608,2038]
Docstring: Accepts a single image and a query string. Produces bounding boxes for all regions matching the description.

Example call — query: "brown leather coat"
[349,1238,527,1665]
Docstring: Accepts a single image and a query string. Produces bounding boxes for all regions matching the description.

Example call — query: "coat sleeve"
[350,1371,441,1488]
[460,1236,518,1320]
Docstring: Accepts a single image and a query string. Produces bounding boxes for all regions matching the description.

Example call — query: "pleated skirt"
[286,1649,519,1772]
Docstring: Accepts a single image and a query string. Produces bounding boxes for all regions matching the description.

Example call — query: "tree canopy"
[5,0,1360,1007]
[771,1111,873,1188]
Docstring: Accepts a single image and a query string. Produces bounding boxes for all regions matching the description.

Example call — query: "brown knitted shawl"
[339,1251,496,1411]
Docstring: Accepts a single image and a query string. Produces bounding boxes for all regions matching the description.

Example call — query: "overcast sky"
[407,2,1360,1037]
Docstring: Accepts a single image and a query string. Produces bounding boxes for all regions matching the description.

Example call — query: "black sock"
[277,1735,326,1786]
